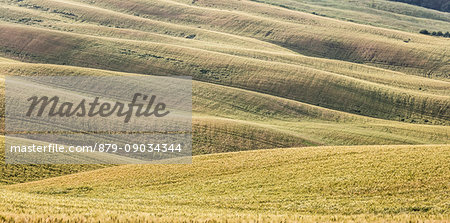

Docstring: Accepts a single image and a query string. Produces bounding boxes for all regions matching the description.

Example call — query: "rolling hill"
[0,0,449,221]
[1,144,449,222]
[389,0,449,12]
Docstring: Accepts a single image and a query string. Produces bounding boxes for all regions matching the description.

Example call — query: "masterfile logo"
[26,93,170,123]
[5,75,192,164]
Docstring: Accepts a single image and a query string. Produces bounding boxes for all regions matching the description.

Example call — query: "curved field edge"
[1,144,449,221]
[1,63,448,146]
[12,0,448,77]
[0,29,448,124]
[2,65,447,184]
[243,0,450,32]
[1,6,449,96]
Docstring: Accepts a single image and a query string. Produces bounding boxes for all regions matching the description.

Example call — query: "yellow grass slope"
[0,0,448,221]
[0,25,448,124]
[1,62,448,185]
[1,62,448,148]
[0,0,449,123]
[20,0,448,76]
[1,2,448,94]
[0,144,449,222]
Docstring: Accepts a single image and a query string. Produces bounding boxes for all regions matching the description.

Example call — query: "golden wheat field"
[0,0,449,222]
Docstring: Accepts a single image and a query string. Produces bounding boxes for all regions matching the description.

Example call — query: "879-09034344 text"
[9,143,184,153]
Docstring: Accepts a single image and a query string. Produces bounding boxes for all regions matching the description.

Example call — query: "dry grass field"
[0,143,449,222]
[0,0,449,221]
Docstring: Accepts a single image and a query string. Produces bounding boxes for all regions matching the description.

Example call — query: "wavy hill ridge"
[0,25,449,124]
[0,62,448,185]
[1,144,449,221]
[1,0,449,77]
[0,0,449,221]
